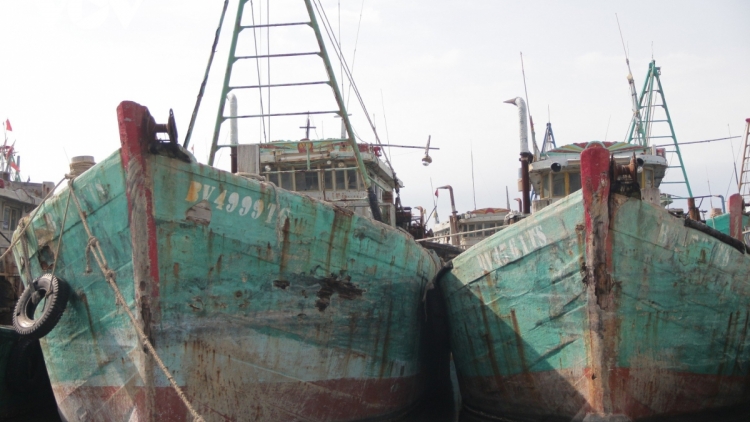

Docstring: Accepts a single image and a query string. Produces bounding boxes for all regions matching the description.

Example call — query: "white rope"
[65,177,205,422]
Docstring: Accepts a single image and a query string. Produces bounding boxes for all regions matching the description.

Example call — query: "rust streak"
[315,274,364,311]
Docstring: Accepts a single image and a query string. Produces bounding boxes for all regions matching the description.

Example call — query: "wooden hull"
[440,147,750,421]
[11,102,439,421]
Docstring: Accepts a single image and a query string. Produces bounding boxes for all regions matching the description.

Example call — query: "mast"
[203,0,382,221]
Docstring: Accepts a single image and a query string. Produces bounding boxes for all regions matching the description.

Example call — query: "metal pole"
[209,0,246,165]
[654,64,692,197]
[437,185,459,246]
[521,153,531,214]
[687,197,700,220]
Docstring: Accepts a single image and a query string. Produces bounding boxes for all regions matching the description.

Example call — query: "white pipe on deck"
[504,97,529,155]
[228,93,238,145]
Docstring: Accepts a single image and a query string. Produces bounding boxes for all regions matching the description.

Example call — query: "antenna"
[299,114,316,140]
[520,52,540,159]
[604,114,612,142]
[430,177,439,224]
[616,13,646,145]
[728,124,739,187]
[471,141,477,210]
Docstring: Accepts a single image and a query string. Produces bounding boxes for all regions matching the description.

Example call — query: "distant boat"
[9,1,439,420]
[439,63,750,421]
[0,132,58,420]
[427,185,512,250]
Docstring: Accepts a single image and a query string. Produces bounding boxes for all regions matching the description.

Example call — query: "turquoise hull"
[441,189,750,420]
[12,102,439,421]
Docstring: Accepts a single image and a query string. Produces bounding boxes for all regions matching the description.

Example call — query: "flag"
[434,189,439,197]
[4,120,11,132]
[9,162,19,172]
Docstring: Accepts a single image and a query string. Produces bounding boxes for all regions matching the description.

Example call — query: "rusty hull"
[11,102,440,421]
[439,144,750,421]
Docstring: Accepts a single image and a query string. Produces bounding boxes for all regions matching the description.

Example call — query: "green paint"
[440,191,750,416]
[11,148,438,420]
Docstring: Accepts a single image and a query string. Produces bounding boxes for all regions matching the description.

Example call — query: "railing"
[417,225,509,244]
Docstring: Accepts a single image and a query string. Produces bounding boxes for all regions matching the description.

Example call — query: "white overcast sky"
[1,0,749,225]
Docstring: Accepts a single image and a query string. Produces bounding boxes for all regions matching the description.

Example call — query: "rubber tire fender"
[13,274,70,339]
[4,336,46,394]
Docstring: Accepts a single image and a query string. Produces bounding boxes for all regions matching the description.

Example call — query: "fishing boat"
[9,1,439,420]
[438,61,750,421]
[0,131,59,420]
[430,185,512,249]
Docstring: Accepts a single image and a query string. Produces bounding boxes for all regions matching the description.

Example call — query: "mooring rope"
[63,177,205,422]
[50,189,72,277]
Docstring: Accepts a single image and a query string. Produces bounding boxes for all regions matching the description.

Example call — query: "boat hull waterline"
[440,144,750,421]
[12,102,439,421]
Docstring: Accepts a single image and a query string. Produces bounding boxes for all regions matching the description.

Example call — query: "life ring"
[4,336,46,393]
[13,274,70,338]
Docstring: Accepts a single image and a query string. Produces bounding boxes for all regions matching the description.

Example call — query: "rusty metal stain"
[314,273,364,311]
[272,280,289,290]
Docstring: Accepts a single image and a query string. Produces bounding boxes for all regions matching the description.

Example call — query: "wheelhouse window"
[540,170,582,198]
[569,172,582,194]
[346,169,358,190]
[267,171,279,186]
[280,172,293,190]
[552,173,565,197]
[3,206,20,231]
[335,169,345,190]
[324,167,333,190]
[295,170,320,192]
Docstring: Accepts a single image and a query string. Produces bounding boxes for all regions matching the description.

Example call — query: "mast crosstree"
[626,60,693,197]
[738,118,750,205]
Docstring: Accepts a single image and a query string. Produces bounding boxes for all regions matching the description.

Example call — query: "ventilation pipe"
[437,185,459,246]
[229,93,238,173]
[504,97,532,214]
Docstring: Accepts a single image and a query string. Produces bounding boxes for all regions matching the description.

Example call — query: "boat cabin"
[529,141,668,212]
[433,207,511,248]
[235,139,402,225]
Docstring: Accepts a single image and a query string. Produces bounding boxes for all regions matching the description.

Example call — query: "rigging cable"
[312,0,401,191]
[313,0,380,145]
[184,0,230,149]
[725,124,741,198]
[346,0,367,110]
[249,0,268,143]
[267,0,271,141]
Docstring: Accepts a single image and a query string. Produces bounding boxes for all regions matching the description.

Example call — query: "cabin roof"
[471,207,510,214]
[546,141,648,156]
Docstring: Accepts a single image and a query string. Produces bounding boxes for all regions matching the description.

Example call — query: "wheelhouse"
[235,138,402,225]
[529,141,668,212]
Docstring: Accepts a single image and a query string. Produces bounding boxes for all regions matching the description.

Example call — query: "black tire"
[5,336,46,393]
[13,274,70,339]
